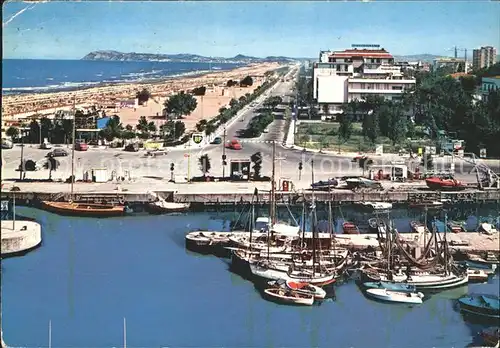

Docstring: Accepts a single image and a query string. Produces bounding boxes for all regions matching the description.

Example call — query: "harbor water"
[2,205,500,348]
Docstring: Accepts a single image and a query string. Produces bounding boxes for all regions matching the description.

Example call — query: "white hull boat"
[285,280,327,299]
[250,262,336,286]
[371,271,469,290]
[467,269,489,282]
[360,202,393,211]
[366,288,424,304]
[263,288,314,306]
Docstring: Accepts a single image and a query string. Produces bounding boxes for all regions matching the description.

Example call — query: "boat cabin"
[368,165,408,181]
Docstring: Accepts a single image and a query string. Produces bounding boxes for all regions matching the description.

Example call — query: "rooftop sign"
[352,44,381,48]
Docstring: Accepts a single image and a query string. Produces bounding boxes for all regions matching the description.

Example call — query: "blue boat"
[458,294,500,319]
[363,281,417,293]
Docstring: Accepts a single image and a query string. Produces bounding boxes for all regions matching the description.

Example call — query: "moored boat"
[250,261,336,286]
[447,221,467,233]
[263,287,314,306]
[478,222,499,235]
[363,281,417,293]
[457,294,500,319]
[41,201,125,217]
[480,327,500,347]
[267,279,327,299]
[408,200,444,210]
[425,177,466,191]
[146,200,190,214]
[365,288,424,304]
[359,201,393,211]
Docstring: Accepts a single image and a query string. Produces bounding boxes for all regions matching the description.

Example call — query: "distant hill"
[393,54,446,62]
[82,50,300,63]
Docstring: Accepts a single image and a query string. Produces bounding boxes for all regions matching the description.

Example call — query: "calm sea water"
[2,206,499,348]
[2,59,243,95]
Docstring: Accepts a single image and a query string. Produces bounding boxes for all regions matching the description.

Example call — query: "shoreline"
[2,62,282,122]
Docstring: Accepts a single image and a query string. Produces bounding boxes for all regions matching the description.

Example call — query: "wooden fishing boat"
[478,222,499,235]
[408,200,444,210]
[363,281,417,293]
[342,222,360,234]
[365,288,424,304]
[359,201,392,211]
[425,177,466,191]
[263,287,314,306]
[250,261,336,286]
[458,294,500,319]
[41,201,124,217]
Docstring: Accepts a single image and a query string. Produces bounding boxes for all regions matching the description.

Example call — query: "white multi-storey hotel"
[313,46,416,115]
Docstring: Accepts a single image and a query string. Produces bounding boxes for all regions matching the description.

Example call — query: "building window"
[376,58,380,63]
[336,65,340,71]
[392,86,403,90]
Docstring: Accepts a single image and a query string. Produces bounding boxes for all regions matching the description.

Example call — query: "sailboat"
[41,101,125,217]
[249,159,336,287]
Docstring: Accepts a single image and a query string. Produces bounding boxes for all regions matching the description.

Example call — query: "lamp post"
[222,127,227,178]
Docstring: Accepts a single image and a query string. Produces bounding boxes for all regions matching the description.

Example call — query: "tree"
[6,127,19,141]
[338,114,353,141]
[250,152,263,179]
[198,154,211,177]
[191,86,206,96]
[136,116,149,132]
[239,95,246,104]
[40,117,53,143]
[195,119,208,133]
[136,88,151,105]
[99,115,123,141]
[28,120,40,144]
[161,120,186,140]
[363,111,379,144]
[226,80,238,87]
[240,76,253,87]
[218,106,227,114]
[205,122,218,136]
[164,92,197,119]
[229,98,239,109]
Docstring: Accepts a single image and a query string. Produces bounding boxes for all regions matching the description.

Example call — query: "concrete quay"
[1,220,42,257]
[1,181,500,208]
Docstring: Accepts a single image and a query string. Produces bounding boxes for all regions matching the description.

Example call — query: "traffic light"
[222,160,227,166]
[298,162,303,170]
[170,163,175,171]
[222,154,227,160]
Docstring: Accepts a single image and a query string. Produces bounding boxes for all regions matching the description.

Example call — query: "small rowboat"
[286,280,327,299]
[365,288,424,304]
[268,279,326,299]
[41,201,125,217]
[263,287,314,306]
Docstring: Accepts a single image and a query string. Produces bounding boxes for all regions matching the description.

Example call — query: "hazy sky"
[3,1,499,59]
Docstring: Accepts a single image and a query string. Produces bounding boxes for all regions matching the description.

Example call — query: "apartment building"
[313,45,416,115]
[473,46,497,71]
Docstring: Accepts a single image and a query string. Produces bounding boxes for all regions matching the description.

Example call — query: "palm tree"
[196,119,208,132]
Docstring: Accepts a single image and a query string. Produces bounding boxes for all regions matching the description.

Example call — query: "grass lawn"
[295,122,434,153]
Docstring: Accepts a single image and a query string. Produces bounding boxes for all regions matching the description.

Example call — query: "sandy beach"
[2,62,282,131]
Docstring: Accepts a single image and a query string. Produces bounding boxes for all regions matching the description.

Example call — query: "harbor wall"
[2,189,499,206]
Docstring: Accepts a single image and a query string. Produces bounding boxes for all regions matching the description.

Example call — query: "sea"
[2,59,244,95]
[2,204,500,348]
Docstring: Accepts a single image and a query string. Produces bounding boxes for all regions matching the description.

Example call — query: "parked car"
[124,143,139,152]
[46,148,69,157]
[40,142,52,149]
[226,139,242,150]
[75,142,89,151]
[211,137,222,144]
[1,139,13,149]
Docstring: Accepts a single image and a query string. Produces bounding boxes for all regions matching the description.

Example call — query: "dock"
[1,186,500,208]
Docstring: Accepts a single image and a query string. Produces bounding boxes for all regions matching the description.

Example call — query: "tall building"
[312,45,416,116]
[473,46,497,70]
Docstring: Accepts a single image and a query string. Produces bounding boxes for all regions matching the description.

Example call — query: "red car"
[75,142,89,151]
[226,139,242,150]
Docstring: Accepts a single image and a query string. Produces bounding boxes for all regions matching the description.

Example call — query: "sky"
[2,1,499,59]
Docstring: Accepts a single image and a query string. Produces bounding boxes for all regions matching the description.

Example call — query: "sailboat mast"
[250,198,254,254]
[70,96,76,199]
[123,317,127,348]
[301,196,306,246]
[444,212,448,275]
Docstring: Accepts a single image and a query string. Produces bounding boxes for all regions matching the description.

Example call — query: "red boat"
[342,222,360,234]
[425,177,466,191]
